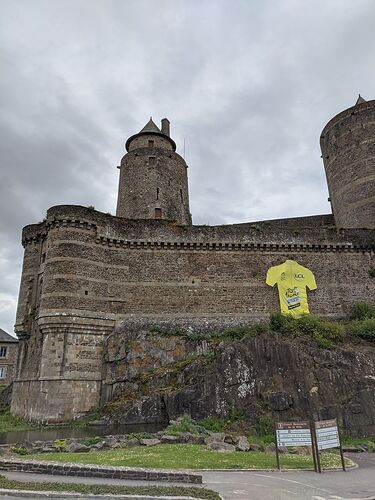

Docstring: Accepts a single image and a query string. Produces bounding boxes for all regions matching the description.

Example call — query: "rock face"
[101,327,375,436]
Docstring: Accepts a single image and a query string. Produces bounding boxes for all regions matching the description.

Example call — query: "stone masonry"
[11,104,375,423]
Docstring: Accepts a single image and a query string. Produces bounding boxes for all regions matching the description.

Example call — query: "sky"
[0,0,374,335]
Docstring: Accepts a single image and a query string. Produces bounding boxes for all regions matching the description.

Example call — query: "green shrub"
[165,414,200,434]
[10,447,28,455]
[81,437,102,447]
[270,313,346,348]
[351,302,375,320]
[54,439,67,452]
[255,415,274,436]
[198,416,226,432]
[349,318,375,341]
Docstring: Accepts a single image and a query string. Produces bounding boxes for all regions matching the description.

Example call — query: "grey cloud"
[0,0,374,333]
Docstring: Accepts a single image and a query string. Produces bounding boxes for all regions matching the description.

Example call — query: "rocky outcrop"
[101,323,375,436]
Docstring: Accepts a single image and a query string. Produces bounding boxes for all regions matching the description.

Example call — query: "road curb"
[0,458,202,484]
[0,489,200,499]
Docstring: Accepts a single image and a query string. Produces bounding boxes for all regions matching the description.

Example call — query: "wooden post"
[275,428,281,470]
[310,421,318,473]
[311,422,321,473]
[338,426,346,472]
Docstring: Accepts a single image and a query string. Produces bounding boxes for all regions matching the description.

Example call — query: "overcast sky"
[1,0,374,335]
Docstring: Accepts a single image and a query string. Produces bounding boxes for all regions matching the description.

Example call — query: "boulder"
[249,443,263,452]
[264,443,276,453]
[207,442,236,452]
[66,442,90,453]
[224,435,236,445]
[235,436,250,452]
[104,436,119,448]
[140,438,161,447]
[160,434,180,444]
[89,441,106,451]
[184,433,205,445]
[205,433,225,445]
[126,438,140,448]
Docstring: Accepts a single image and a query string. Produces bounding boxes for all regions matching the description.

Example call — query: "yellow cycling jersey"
[266,260,317,317]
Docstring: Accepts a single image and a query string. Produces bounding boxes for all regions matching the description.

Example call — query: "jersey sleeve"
[266,266,278,287]
[305,269,317,290]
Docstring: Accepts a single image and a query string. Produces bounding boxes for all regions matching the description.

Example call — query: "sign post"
[275,421,313,471]
[315,419,345,472]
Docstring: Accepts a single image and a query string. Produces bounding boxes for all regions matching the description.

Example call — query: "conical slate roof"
[139,118,161,134]
[125,117,176,152]
[355,94,367,105]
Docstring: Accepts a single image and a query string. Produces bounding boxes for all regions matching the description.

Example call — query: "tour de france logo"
[266,260,317,318]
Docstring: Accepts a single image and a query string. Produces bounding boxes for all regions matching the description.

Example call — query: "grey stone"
[125,438,140,448]
[235,436,250,452]
[140,438,161,447]
[205,433,226,445]
[207,442,236,452]
[264,443,276,453]
[66,442,90,453]
[160,434,179,444]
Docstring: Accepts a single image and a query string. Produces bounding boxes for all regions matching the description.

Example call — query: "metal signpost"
[275,419,345,472]
[315,418,345,472]
[275,421,317,471]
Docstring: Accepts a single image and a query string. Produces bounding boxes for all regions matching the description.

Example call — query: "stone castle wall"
[11,204,375,421]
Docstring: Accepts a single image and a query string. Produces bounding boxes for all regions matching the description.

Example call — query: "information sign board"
[276,421,312,447]
[315,419,340,450]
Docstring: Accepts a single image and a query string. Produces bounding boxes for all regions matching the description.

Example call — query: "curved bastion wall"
[321,99,375,229]
[11,205,375,422]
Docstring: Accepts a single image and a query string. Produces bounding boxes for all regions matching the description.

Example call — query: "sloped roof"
[125,117,176,152]
[139,118,161,134]
[355,94,367,105]
[0,328,18,343]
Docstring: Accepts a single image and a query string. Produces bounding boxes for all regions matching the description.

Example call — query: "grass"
[0,474,219,499]
[28,443,349,470]
[341,435,375,449]
[0,411,41,433]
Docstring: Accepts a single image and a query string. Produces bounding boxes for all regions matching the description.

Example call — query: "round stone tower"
[116,118,192,225]
[320,95,375,229]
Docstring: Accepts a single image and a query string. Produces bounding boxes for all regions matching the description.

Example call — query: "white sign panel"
[315,419,340,450]
[276,422,312,447]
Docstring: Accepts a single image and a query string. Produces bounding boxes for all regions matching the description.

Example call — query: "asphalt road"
[202,453,375,500]
[0,452,374,500]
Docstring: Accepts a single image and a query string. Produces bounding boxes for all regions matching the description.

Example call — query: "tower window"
[156,188,159,200]
[149,156,156,167]
[0,347,7,358]
[155,208,162,219]
[180,189,183,203]
[148,140,154,147]
[0,367,5,379]
[84,290,88,296]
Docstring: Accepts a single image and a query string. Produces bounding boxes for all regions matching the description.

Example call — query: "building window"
[180,189,183,203]
[0,368,5,379]
[41,252,46,264]
[148,140,154,147]
[0,347,7,358]
[155,208,162,219]
[156,188,159,200]
[149,156,156,167]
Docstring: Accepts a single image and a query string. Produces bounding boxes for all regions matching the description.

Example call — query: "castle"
[11,97,375,423]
